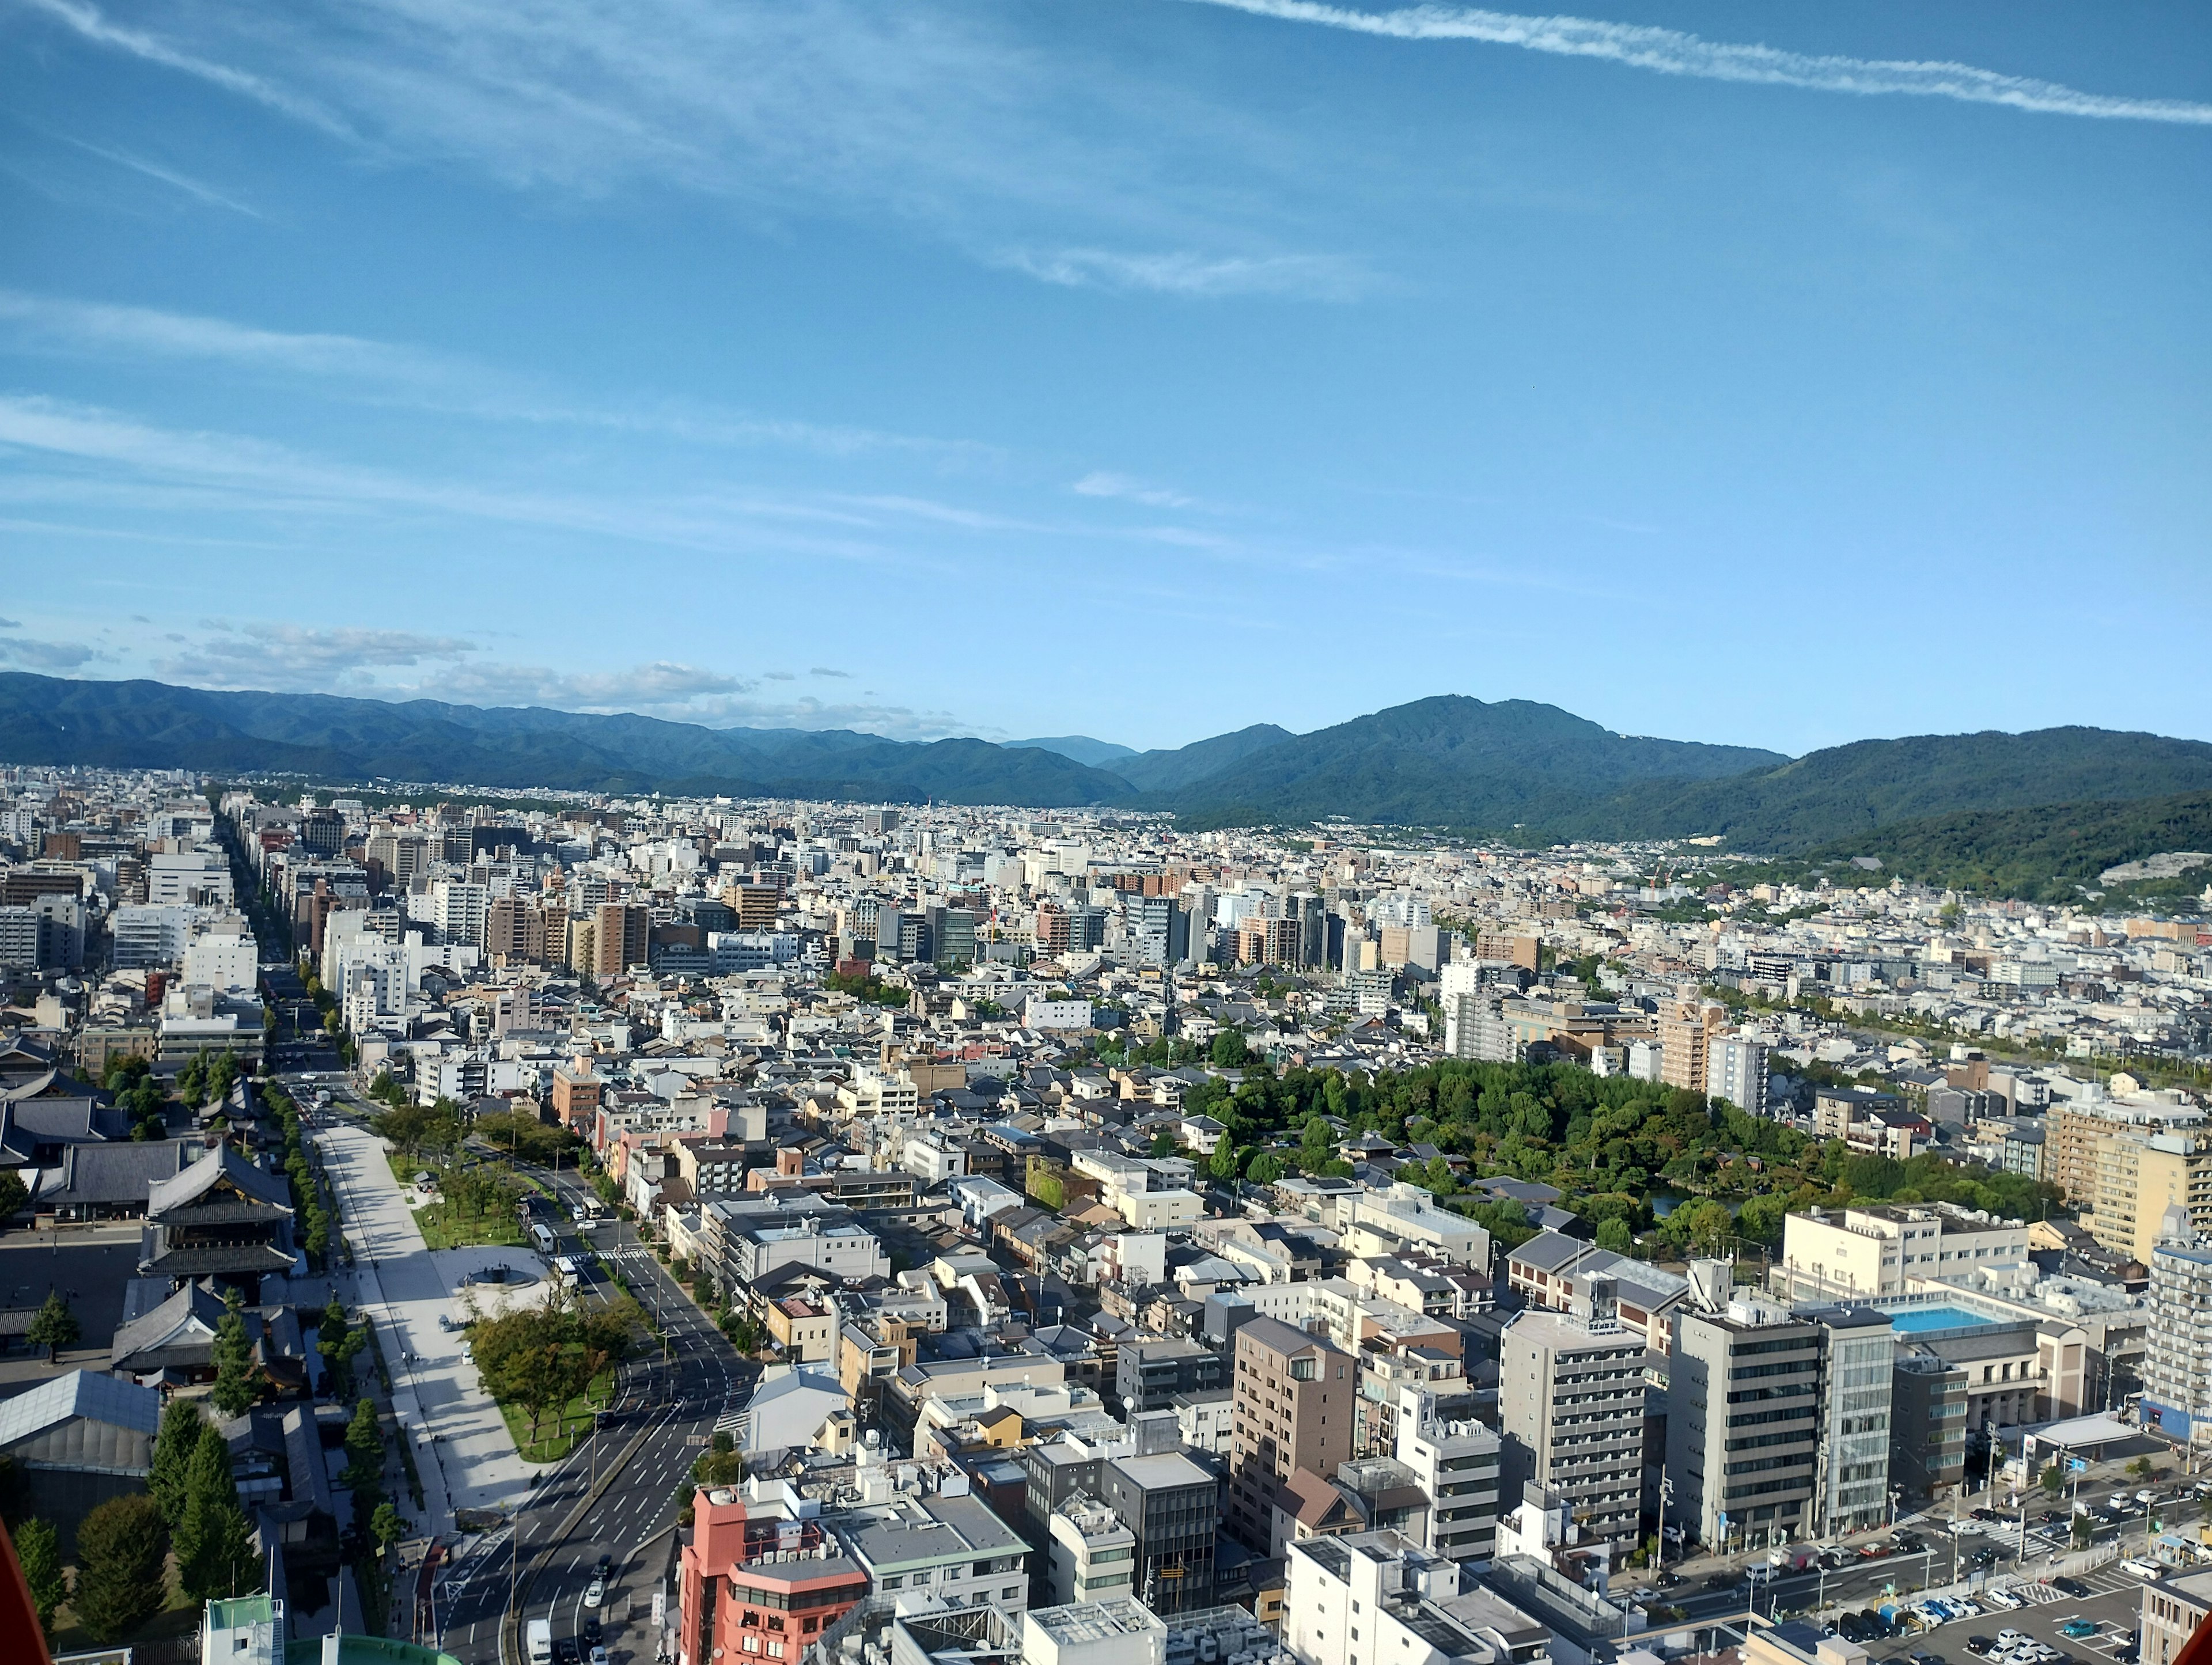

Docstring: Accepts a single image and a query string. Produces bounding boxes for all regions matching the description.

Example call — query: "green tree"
[210,1304,259,1417]
[1149,1129,1181,1158]
[16,1516,63,1637]
[0,1169,28,1224]
[343,1399,385,1492]
[25,1289,79,1363]
[1245,1151,1284,1185]
[177,1423,257,1601]
[1673,1199,1734,1255]
[370,1500,406,1554]
[1210,1029,1251,1068]
[73,1493,169,1642]
[2040,1464,2066,1497]
[150,1397,209,1526]
[1596,1216,1635,1254]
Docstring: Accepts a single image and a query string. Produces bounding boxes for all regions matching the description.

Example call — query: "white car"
[584,1579,606,1608]
[1984,1590,2024,1611]
[2120,1558,2162,1580]
[1998,1632,2028,1647]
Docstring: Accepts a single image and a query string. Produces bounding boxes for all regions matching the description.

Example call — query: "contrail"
[1176,0,2212,126]
[21,0,351,136]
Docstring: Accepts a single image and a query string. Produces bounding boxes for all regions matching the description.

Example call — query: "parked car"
[2120,1558,2162,1580]
[2060,1622,2100,1640]
[2054,1577,2094,1598]
[1964,1639,1996,1657]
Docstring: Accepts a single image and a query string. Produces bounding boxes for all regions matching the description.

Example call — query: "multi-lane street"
[431,1139,759,1665]
[290,1069,757,1665]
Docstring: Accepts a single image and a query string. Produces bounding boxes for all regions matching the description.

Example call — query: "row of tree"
[266,1087,333,1266]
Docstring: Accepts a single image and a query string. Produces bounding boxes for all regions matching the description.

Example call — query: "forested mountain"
[1561,727,2212,852]
[0,674,1139,806]
[6,674,2210,875]
[1166,696,1788,829]
[1788,789,2212,901]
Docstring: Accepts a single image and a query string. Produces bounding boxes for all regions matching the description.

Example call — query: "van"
[527,1618,553,1665]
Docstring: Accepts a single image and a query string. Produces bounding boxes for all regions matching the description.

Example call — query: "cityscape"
[0,769,2209,1665]
[2,5,2209,1665]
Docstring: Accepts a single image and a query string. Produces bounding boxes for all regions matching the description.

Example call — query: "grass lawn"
[497,1365,616,1463]
[387,1152,533,1250]
[414,1200,528,1251]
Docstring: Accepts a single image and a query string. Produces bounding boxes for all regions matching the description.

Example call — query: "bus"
[530,1222,556,1256]
[552,1255,581,1289]
[572,1197,605,1225]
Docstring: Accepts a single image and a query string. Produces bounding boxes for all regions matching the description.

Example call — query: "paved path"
[317,1121,546,1530]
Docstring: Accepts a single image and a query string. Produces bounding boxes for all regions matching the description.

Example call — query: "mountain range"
[6,674,2212,883]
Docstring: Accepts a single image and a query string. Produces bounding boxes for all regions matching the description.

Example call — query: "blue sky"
[1,0,2206,754]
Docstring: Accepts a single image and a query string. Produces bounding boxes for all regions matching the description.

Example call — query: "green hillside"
[1168,696,1786,828]
[1790,789,2212,902]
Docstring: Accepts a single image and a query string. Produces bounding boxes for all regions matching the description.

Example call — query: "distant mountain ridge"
[3,674,2210,862]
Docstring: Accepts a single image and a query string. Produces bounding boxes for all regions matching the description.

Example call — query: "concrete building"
[1045,1492,1137,1607]
[1023,1598,1169,1665]
[1284,1531,1550,1665]
[1809,1306,1895,1538]
[1394,1385,1502,1565]
[1498,1281,1646,1556]
[1666,1292,1824,1553]
[1889,1352,1968,1504]
[1708,1036,1768,1117]
[2082,1130,2212,1264]
[676,1484,868,1665]
[1100,1448,1218,1613]
[2143,1205,2212,1444]
[2140,1566,2212,1665]
[1117,1337,1225,1413]
[1775,1203,2028,1303]
[1227,1315,1355,1553]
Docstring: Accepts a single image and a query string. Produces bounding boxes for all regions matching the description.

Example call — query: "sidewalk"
[318,1121,543,1531]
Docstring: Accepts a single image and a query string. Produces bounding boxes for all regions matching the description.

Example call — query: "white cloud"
[1178,0,2212,126]
[20,0,348,133]
[52,135,263,217]
[1073,471,1194,509]
[0,290,988,461]
[0,393,902,564]
[998,248,1373,300]
[0,635,103,670]
[163,621,478,684]
[16,0,1354,297]
[119,619,981,737]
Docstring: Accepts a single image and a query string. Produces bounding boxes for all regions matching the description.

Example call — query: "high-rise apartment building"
[1667,1293,1824,1553]
[1227,1316,1354,1552]
[1658,996,1728,1095]
[1809,1307,1894,1537]
[1498,1280,1646,1555]
[2144,1205,2212,1444]
[594,901,650,977]
[1708,1036,1768,1116]
[2083,1129,2212,1264]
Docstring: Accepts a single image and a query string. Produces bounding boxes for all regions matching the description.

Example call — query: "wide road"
[431,1143,759,1665]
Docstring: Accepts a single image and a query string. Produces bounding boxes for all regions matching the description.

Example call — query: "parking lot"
[1859,1560,2157,1665]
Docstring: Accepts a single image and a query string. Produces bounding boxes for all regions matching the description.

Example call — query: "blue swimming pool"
[1887,1305,1998,1333]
